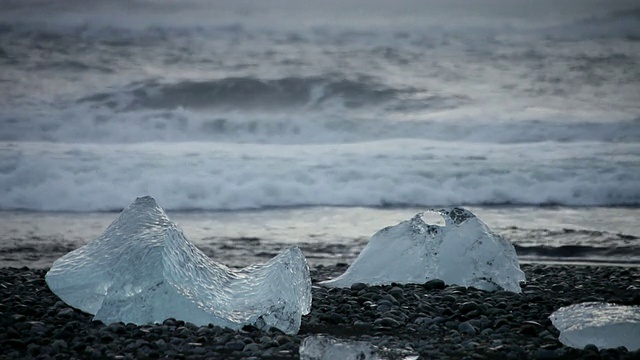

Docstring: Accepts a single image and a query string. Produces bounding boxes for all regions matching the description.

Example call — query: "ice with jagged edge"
[300,335,419,360]
[45,196,312,335]
[550,302,640,351]
[321,207,525,293]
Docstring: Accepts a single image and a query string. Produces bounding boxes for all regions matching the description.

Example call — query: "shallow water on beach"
[1,206,639,269]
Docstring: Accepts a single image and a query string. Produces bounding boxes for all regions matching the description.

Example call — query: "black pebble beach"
[2,264,639,360]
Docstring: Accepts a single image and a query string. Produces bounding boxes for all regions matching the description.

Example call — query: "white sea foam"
[1,104,638,145]
[1,140,638,212]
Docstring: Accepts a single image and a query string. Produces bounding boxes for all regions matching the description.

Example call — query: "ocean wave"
[79,76,410,111]
[543,8,640,41]
[1,105,638,145]
[1,141,638,212]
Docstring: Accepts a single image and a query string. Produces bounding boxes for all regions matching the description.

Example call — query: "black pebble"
[423,279,446,290]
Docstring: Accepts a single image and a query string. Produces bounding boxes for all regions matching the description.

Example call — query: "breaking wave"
[1,141,638,212]
[79,76,411,111]
[543,8,640,40]
[1,106,638,144]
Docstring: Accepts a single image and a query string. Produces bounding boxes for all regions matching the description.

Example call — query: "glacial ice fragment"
[300,335,379,360]
[45,196,312,335]
[321,207,525,293]
[550,302,640,351]
[300,335,419,360]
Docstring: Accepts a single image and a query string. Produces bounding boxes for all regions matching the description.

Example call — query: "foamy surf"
[1,140,638,212]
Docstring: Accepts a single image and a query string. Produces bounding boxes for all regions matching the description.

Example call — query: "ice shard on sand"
[300,335,379,360]
[550,302,640,351]
[321,207,525,293]
[300,335,419,360]
[45,196,312,335]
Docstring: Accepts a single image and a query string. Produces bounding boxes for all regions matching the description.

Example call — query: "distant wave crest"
[79,76,410,111]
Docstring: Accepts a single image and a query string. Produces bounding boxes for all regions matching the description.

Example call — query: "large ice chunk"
[321,207,525,293]
[45,196,312,334]
[550,302,640,351]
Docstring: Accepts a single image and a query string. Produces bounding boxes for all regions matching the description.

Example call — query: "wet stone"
[350,283,368,291]
[108,323,126,334]
[583,344,599,352]
[459,301,479,314]
[388,287,404,298]
[224,341,245,351]
[459,321,477,335]
[243,343,262,352]
[11,314,26,322]
[442,295,457,303]
[374,317,402,327]
[424,279,446,290]
[57,308,75,318]
[275,335,291,345]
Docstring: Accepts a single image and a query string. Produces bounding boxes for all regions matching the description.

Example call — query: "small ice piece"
[321,207,525,293]
[550,302,640,351]
[300,335,379,360]
[300,335,418,360]
[45,196,312,335]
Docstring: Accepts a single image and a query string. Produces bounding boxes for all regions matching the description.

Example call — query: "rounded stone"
[350,283,368,291]
[11,314,26,322]
[191,347,206,355]
[442,295,457,303]
[275,335,291,345]
[328,312,343,323]
[388,287,404,298]
[424,279,446,290]
[466,309,481,318]
[57,308,75,318]
[493,318,510,328]
[108,323,126,334]
[51,339,68,350]
[374,317,401,327]
[520,324,539,337]
[100,334,115,343]
[224,341,246,351]
[458,321,476,335]
[583,344,599,352]
[376,299,394,312]
[243,343,262,352]
[459,302,479,314]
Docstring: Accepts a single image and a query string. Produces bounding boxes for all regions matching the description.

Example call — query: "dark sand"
[1,264,639,359]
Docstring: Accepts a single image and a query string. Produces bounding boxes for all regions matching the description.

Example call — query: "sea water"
[0,0,639,268]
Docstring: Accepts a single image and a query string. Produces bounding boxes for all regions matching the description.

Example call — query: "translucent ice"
[300,335,419,360]
[45,196,312,334]
[300,335,380,360]
[321,207,525,293]
[550,302,640,351]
